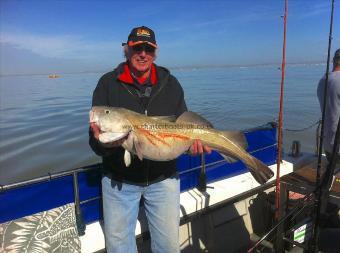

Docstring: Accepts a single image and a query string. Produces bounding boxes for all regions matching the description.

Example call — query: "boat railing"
[0,123,278,234]
[0,142,277,193]
[0,163,102,192]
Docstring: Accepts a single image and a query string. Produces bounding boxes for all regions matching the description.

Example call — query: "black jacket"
[89,63,187,185]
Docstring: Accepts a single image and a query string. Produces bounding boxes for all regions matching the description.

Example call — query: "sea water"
[0,64,324,185]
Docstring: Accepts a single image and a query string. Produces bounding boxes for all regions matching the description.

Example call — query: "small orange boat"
[48,74,60,78]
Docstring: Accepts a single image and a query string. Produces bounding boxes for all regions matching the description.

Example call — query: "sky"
[0,0,339,75]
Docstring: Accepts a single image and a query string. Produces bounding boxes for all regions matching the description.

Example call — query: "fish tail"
[245,157,274,184]
[211,144,274,184]
[200,130,274,184]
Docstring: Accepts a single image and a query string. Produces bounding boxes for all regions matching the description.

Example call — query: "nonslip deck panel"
[0,126,277,224]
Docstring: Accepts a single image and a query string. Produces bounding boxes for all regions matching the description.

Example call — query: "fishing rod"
[247,193,314,253]
[315,0,335,195]
[311,0,335,251]
[275,0,288,221]
[249,2,289,250]
[312,116,339,252]
[251,0,337,251]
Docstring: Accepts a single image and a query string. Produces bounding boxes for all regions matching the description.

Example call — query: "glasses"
[132,44,156,53]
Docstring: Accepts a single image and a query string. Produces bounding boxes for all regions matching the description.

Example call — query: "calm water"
[0,64,324,185]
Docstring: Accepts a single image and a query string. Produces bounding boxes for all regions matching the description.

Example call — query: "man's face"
[128,43,156,74]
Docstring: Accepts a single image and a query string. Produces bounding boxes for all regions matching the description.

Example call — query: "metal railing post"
[73,172,86,236]
[198,153,207,192]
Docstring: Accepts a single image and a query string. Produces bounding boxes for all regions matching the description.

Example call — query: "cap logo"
[136,28,151,37]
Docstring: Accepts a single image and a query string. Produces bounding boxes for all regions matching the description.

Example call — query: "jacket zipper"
[121,74,168,113]
[143,78,168,186]
[121,77,168,186]
[145,109,149,186]
[145,75,168,111]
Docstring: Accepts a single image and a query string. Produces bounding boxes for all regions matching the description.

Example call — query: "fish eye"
[105,110,110,114]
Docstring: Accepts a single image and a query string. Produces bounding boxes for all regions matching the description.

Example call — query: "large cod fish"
[89,106,274,184]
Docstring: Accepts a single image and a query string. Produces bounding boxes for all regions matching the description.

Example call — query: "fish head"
[90,106,132,143]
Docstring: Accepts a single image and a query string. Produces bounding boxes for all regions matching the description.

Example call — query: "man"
[89,26,210,253]
[316,49,340,230]
[317,48,340,163]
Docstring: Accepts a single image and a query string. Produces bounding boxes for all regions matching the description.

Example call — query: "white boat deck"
[80,160,294,253]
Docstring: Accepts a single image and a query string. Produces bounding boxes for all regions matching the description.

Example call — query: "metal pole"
[73,172,86,236]
[0,163,101,191]
[198,153,207,192]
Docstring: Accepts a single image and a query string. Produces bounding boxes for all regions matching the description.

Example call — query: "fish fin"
[124,150,132,167]
[133,138,143,161]
[176,111,214,128]
[220,154,238,164]
[149,115,177,122]
[246,157,274,184]
[220,131,248,150]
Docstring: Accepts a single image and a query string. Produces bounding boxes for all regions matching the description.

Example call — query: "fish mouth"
[98,131,129,143]
[89,112,129,143]
[89,110,98,124]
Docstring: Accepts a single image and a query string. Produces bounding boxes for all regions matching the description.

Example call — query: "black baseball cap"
[122,26,157,48]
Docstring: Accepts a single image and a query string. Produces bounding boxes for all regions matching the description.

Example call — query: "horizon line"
[0,61,327,77]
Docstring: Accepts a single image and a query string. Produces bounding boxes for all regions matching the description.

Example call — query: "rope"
[284,120,320,132]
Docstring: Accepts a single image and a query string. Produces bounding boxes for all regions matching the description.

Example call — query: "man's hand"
[188,139,212,155]
[90,123,126,148]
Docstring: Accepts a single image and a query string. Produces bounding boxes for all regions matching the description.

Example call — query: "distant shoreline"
[0,62,326,77]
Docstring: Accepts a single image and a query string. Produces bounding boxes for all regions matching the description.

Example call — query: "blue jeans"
[102,175,180,253]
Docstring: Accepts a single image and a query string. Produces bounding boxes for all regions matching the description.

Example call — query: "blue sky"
[0,0,339,75]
